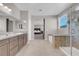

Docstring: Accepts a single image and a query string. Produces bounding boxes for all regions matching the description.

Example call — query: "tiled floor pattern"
[16,40,65,56]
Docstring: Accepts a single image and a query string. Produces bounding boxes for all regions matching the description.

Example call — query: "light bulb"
[23,20,27,23]
[8,9,12,12]
[0,3,3,6]
[4,6,8,9]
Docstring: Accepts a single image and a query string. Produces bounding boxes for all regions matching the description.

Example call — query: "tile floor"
[16,40,66,56]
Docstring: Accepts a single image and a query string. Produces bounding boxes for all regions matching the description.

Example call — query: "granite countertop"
[48,33,70,36]
[53,33,70,36]
[0,32,26,40]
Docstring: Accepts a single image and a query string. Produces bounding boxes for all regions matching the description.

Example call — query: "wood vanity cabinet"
[0,33,27,56]
[53,36,70,48]
[0,39,9,56]
[9,37,18,56]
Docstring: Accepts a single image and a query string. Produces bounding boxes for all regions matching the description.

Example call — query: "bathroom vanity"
[0,33,27,56]
[52,34,70,48]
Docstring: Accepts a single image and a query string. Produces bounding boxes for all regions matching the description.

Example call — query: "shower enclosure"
[60,4,79,56]
[70,4,79,56]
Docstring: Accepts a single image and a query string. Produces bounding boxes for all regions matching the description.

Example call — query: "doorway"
[34,18,45,39]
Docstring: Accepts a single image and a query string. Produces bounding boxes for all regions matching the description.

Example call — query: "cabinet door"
[9,37,18,56]
[24,34,27,45]
[55,36,61,48]
[0,39,9,56]
[10,37,18,50]
[19,38,24,49]
[0,44,9,56]
[18,35,24,49]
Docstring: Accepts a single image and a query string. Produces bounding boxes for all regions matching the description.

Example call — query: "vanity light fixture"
[0,3,3,6]
[23,20,27,23]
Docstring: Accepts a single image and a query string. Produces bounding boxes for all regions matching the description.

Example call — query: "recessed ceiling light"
[0,3,3,6]
[23,20,27,23]
[8,9,12,12]
[4,6,8,9]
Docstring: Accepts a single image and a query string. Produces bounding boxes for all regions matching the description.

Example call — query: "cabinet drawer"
[10,37,17,42]
[10,40,18,50]
[0,39,9,47]
[10,38,18,50]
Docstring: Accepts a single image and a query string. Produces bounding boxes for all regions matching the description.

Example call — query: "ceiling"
[14,3,73,16]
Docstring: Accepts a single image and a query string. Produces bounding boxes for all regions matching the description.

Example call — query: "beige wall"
[45,16,57,40]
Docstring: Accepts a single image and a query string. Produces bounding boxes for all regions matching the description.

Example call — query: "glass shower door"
[70,4,79,56]
[59,4,79,56]
[71,14,79,56]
